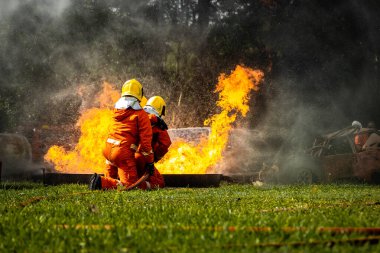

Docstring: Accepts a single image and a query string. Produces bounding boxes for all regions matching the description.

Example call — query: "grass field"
[1,183,380,252]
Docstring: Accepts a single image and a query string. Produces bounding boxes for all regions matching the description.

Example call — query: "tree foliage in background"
[0,0,379,132]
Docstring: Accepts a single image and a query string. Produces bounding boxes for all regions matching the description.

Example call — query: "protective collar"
[115,97,142,110]
[144,105,160,117]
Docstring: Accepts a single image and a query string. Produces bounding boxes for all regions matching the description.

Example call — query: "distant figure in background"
[135,96,172,189]
[89,79,154,190]
[363,122,380,150]
[354,121,377,151]
[367,121,377,130]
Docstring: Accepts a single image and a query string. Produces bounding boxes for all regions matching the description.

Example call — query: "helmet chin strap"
[161,106,166,116]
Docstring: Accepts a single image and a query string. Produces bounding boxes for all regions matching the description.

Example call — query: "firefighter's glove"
[146,162,155,176]
[157,117,168,130]
[154,154,162,163]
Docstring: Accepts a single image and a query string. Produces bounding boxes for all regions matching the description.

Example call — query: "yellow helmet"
[146,96,166,116]
[121,79,143,101]
[140,96,148,107]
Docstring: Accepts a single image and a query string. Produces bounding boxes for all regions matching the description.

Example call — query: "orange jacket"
[354,128,376,147]
[108,108,154,163]
[149,114,172,162]
[354,133,369,147]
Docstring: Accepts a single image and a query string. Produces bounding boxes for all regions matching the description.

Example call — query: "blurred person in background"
[354,121,378,151]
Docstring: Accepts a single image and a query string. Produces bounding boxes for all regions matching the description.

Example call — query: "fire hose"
[123,172,150,191]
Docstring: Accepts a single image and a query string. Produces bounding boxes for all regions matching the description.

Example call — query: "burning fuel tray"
[163,174,221,187]
[41,173,222,188]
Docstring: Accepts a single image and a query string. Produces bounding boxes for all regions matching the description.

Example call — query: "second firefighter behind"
[135,96,172,189]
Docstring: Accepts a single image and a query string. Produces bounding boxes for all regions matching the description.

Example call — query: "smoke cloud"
[0,1,378,181]
[0,133,39,180]
[219,0,380,182]
[0,0,71,20]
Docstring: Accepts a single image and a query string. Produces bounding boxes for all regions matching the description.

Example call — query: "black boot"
[89,173,102,190]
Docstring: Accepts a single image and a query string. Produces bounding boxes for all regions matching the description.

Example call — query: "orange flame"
[44,82,118,173]
[45,65,263,174]
[157,65,263,174]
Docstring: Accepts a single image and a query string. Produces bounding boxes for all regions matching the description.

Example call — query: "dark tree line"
[0,0,379,132]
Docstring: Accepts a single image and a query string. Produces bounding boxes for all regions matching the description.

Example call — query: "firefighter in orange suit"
[89,79,154,190]
[135,96,172,189]
[354,121,377,151]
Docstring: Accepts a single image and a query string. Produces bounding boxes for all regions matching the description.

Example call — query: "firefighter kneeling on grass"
[89,79,169,190]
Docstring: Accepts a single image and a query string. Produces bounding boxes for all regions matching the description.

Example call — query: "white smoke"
[0,133,41,180]
[0,0,72,20]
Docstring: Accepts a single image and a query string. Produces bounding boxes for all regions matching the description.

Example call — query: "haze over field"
[0,0,379,177]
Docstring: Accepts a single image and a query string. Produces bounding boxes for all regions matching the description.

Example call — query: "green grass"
[1,183,380,252]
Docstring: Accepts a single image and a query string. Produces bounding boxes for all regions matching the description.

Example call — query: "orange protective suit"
[355,133,369,147]
[354,128,376,151]
[135,114,172,189]
[101,108,154,189]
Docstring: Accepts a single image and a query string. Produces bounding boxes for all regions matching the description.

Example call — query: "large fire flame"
[45,65,263,174]
[157,65,263,174]
[45,83,118,173]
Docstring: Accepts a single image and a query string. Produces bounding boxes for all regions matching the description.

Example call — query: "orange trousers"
[101,142,164,190]
[101,142,140,189]
[135,153,165,189]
